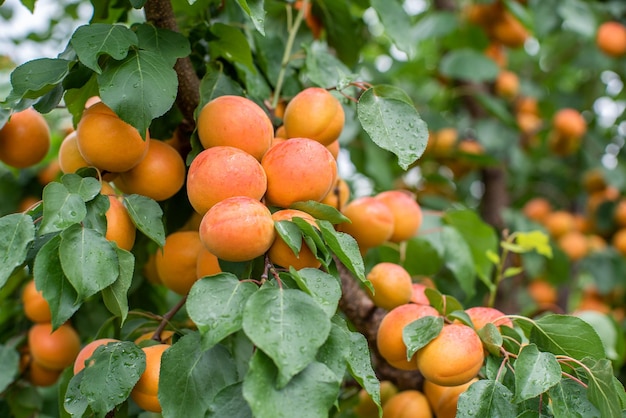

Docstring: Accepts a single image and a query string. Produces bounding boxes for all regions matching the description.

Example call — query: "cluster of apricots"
[19,280,81,387]
[0,107,51,169]
[365,261,511,417]
[465,0,529,49]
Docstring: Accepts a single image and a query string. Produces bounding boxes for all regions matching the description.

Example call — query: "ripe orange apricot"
[199,196,276,262]
[516,96,539,116]
[37,159,61,185]
[558,230,589,261]
[522,197,552,224]
[114,140,185,202]
[326,140,340,160]
[0,107,50,168]
[490,11,529,48]
[320,177,350,210]
[77,102,150,173]
[614,199,626,227]
[375,190,423,243]
[268,209,321,270]
[423,378,477,418]
[196,95,273,161]
[366,262,413,311]
[22,279,52,323]
[484,42,507,68]
[494,70,519,100]
[73,338,120,374]
[596,21,626,57]
[262,137,338,208]
[187,146,267,215]
[339,196,395,250]
[416,324,484,386]
[527,279,558,306]
[543,210,575,239]
[155,231,204,295]
[382,390,432,418]
[377,304,439,371]
[410,283,431,305]
[28,322,81,371]
[131,343,169,413]
[283,87,345,146]
[353,380,398,418]
[430,128,458,158]
[105,196,136,251]
[553,108,587,140]
[143,253,161,285]
[196,246,222,279]
[464,306,512,330]
[28,359,63,387]
[612,228,626,256]
[582,168,607,194]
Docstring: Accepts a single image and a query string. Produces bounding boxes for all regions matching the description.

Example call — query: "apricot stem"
[151,295,187,341]
[272,0,309,109]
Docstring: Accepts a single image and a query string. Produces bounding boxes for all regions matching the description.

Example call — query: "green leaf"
[457,379,515,418]
[208,383,253,418]
[135,24,191,67]
[70,24,138,73]
[357,85,428,170]
[413,11,458,41]
[33,234,81,329]
[403,237,443,276]
[101,246,134,323]
[39,182,88,235]
[242,287,331,388]
[548,378,601,418]
[316,322,349,382]
[123,194,165,247]
[7,58,71,101]
[291,217,330,265]
[197,64,245,111]
[345,323,381,415]
[0,345,19,393]
[315,0,363,66]
[98,49,178,137]
[530,314,606,361]
[403,315,444,359]
[187,273,257,349]
[0,213,35,288]
[478,323,503,357]
[370,0,413,56]
[444,209,498,287]
[557,0,596,38]
[75,341,145,416]
[514,344,561,402]
[209,23,255,72]
[317,220,365,283]
[583,358,623,418]
[289,268,341,318]
[160,333,239,417]
[303,42,355,89]
[235,0,265,35]
[60,174,101,202]
[574,311,624,363]
[275,220,303,256]
[59,224,119,300]
[439,49,500,82]
[243,350,340,418]
[515,230,553,258]
[64,371,90,417]
[290,201,350,224]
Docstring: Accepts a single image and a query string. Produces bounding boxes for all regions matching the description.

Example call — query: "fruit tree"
[2,0,626,417]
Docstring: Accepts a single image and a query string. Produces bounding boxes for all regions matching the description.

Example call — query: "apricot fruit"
[484,42,507,68]
[429,128,457,158]
[0,107,50,168]
[77,102,150,173]
[558,230,589,261]
[268,209,321,270]
[262,137,337,208]
[612,228,626,256]
[28,359,63,386]
[22,279,52,323]
[199,196,276,262]
[527,279,558,306]
[494,70,519,100]
[490,11,529,48]
[339,196,395,250]
[196,246,222,279]
[134,330,175,346]
[187,146,267,215]
[614,199,626,228]
[382,390,432,418]
[410,283,431,305]
[73,338,120,374]
[597,21,626,57]
[423,378,477,418]
[553,108,587,140]
[377,303,439,371]
[114,140,186,202]
[464,306,512,330]
[28,322,81,371]
[366,262,413,311]
[320,177,350,210]
[353,380,398,417]
[283,87,345,146]
[196,95,273,161]
[416,324,484,386]
[543,210,575,239]
[375,190,423,243]
[131,343,169,413]
[156,231,204,295]
[105,196,136,251]
[522,197,552,224]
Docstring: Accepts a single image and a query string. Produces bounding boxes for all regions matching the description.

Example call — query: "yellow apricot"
[28,322,81,371]
[0,108,50,168]
[196,95,273,161]
[261,137,337,208]
[58,131,88,174]
[131,344,169,413]
[553,108,586,140]
[423,378,477,418]
[375,190,423,243]
[366,262,413,311]
[199,196,276,262]
[597,21,626,57]
[187,146,267,215]
[22,279,52,323]
[353,380,398,417]
[196,246,222,279]
[339,197,395,250]
[416,324,484,386]
[464,306,512,330]
[382,390,433,418]
[105,196,136,251]
[73,338,120,374]
[268,209,321,270]
[283,87,345,146]
[156,231,204,295]
[320,177,350,211]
